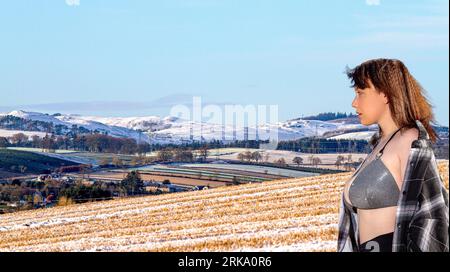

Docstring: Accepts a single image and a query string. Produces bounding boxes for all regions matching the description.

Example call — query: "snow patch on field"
[233,240,337,252]
[328,131,377,141]
[0,129,48,138]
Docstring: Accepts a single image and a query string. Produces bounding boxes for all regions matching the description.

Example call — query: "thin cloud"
[0,94,237,116]
[366,0,380,6]
[0,94,192,114]
[65,0,80,6]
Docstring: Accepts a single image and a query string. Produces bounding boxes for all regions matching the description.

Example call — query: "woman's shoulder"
[392,127,419,161]
[383,127,418,150]
[398,127,419,146]
[382,128,420,185]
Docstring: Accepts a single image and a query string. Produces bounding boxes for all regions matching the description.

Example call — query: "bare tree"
[275,158,287,167]
[237,152,245,162]
[252,151,262,163]
[30,135,41,148]
[308,155,315,165]
[198,147,209,162]
[293,156,303,167]
[312,157,322,168]
[244,151,253,162]
[347,154,353,163]
[10,133,29,146]
[335,155,345,170]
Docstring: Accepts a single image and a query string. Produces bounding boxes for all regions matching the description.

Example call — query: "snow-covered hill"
[4,110,150,143]
[0,110,422,144]
[143,117,378,144]
[80,115,177,132]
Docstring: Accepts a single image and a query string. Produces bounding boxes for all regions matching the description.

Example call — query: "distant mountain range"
[1,110,448,145]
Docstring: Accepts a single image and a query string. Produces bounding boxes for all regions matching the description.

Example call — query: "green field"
[0,149,79,174]
[6,147,79,154]
[206,148,257,156]
[5,148,144,166]
[62,152,141,165]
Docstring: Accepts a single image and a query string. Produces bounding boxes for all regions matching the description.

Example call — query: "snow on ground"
[328,131,377,141]
[0,161,447,252]
[233,239,337,252]
[208,148,368,166]
[0,172,349,252]
[6,147,78,154]
[0,129,48,138]
[81,115,173,131]
[7,110,67,126]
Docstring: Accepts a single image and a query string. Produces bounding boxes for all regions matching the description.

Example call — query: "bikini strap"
[377,127,402,157]
[351,127,402,177]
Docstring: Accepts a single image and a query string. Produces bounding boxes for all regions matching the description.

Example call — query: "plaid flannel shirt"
[337,120,449,252]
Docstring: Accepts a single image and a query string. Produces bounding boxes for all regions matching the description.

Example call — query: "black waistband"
[359,232,394,252]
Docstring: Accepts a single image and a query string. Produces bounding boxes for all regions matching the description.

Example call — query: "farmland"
[5,147,368,170]
[0,160,447,252]
[0,149,78,175]
[206,148,368,169]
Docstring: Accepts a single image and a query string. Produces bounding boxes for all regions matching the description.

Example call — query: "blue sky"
[0,0,448,125]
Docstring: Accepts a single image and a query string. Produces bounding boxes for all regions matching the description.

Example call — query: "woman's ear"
[381,92,389,104]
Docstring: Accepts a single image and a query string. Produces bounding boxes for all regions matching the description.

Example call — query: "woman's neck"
[378,117,400,142]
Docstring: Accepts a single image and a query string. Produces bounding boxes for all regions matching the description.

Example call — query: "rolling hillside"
[1,110,380,144]
[3,110,448,145]
[0,161,448,252]
[0,149,79,174]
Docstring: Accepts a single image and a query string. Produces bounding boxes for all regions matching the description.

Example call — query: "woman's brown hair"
[346,58,439,146]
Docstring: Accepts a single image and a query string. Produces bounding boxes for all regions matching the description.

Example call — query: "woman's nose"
[352,97,358,108]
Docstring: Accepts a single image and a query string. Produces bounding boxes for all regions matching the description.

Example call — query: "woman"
[337,58,449,252]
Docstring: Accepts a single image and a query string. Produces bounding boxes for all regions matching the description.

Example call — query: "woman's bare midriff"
[358,206,397,244]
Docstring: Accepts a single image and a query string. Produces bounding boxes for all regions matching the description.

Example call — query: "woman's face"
[352,80,389,126]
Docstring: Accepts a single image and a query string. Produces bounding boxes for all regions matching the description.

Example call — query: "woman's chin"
[358,118,370,126]
[359,119,375,126]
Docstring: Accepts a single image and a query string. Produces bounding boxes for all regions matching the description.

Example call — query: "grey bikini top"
[346,128,402,210]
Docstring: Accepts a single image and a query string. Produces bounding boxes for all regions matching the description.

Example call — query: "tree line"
[302,112,357,121]
[0,133,152,155]
[235,150,362,170]
[276,137,370,154]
